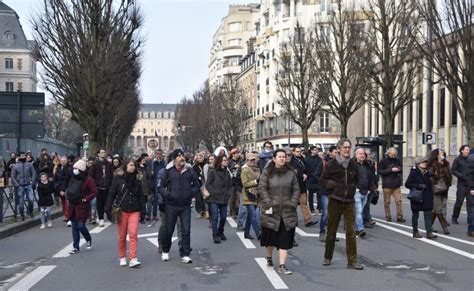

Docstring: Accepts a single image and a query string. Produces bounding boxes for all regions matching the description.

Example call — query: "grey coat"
[258,163,300,232]
[205,168,232,205]
[11,161,37,187]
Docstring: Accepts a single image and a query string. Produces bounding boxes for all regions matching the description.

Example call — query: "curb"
[0,207,64,239]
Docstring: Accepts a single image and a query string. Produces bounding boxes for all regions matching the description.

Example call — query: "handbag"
[407,188,423,203]
[371,190,379,205]
[110,185,128,223]
[432,178,447,194]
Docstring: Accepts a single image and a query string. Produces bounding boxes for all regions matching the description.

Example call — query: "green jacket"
[240,164,260,206]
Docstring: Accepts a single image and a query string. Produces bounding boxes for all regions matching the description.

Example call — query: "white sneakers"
[181,256,192,264]
[40,224,45,229]
[120,257,127,266]
[129,258,141,268]
[66,221,72,227]
[161,252,169,262]
[47,221,52,228]
[99,219,105,227]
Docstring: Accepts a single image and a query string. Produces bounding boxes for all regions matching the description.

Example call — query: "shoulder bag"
[110,185,128,223]
[407,188,423,203]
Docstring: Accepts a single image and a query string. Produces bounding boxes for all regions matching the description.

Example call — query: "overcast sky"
[4,0,254,104]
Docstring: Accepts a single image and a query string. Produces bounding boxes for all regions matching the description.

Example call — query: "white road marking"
[8,265,56,291]
[89,222,112,234]
[255,258,289,290]
[236,232,256,249]
[146,237,177,248]
[52,239,86,258]
[127,232,159,241]
[372,218,474,246]
[295,227,346,240]
[375,221,474,260]
[226,217,237,228]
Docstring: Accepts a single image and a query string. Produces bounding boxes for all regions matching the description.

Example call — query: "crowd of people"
[0,141,473,273]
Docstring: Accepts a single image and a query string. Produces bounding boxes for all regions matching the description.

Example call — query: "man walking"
[353,148,375,238]
[363,149,378,228]
[148,150,165,222]
[89,149,113,227]
[258,141,273,171]
[11,152,37,220]
[451,145,471,224]
[159,149,200,264]
[305,146,323,215]
[379,148,406,223]
[321,139,363,270]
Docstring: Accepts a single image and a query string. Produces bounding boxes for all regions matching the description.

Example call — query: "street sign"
[422,132,436,144]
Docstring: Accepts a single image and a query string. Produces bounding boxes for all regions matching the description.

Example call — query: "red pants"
[118,211,140,259]
[60,194,69,220]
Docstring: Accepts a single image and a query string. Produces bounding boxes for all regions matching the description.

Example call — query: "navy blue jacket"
[305,155,323,190]
[159,162,200,208]
[405,168,433,211]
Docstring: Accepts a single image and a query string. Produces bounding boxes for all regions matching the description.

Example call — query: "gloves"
[159,204,166,213]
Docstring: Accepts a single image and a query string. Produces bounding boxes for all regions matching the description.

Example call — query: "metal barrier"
[1,185,39,222]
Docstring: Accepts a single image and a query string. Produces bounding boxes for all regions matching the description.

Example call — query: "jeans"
[244,204,260,236]
[96,188,109,220]
[17,185,35,217]
[40,207,51,224]
[319,194,329,233]
[412,210,432,232]
[90,197,97,218]
[467,191,474,232]
[237,195,247,226]
[354,191,369,231]
[162,205,191,257]
[452,185,469,220]
[118,211,140,259]
[363,192,374,224]
[72,220,91,250]
[209,203,227,235]
[147,192,159,218]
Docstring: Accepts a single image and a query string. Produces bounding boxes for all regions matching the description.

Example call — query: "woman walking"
[240,152,261,239]
[405,157,437,239]
[205,154,232,244]
[67,160,97,254]
[258,149,300,275]
[106,159,146,267]
[427,149,452,234]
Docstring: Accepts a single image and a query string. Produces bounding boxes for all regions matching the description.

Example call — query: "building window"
[143,128,146,134]
[321,0,331,14]
[439,88,445,127]
[5,58,13,69]
[408,97,413,129]
[228,22,242,32]
[418,94,423,130]
[451,97,457,126]
[17,82,23,92]
[319,113,329,133]
[399,109,403,132]
[5,82,13,92]
[228,39,241,47]
[17,58,22,70]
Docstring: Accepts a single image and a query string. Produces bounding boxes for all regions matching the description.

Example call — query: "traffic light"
[177,123,182,131]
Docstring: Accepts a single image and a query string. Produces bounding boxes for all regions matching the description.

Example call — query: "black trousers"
[96,188,109,220]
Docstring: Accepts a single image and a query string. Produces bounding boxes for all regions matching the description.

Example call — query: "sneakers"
[40,224,45,229]
[86,240,92,250]
[99,219,105,227]
[323,259,331,266]
[319,232,326,242]
[278,264,292,275]
[356,230,366,238]
[120,257,127,266]
[266,256,274,268]
[68,248,79,254]
[181,256,192,264]
[161,252,169,262]
[47,221,52,228]
[66,221,72,227]
[129,258,141,268]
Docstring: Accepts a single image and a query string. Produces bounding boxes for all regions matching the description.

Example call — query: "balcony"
[264,111,276,119]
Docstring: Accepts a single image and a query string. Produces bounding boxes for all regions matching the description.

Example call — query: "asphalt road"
[0,197,472,291]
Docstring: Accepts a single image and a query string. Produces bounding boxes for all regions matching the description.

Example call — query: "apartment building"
[0,2,37,93]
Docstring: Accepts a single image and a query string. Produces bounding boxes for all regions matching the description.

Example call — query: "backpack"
[67,178,83,204]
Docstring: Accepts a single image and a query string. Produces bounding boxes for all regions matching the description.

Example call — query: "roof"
[0,1,29,50]
[140,103,177,112]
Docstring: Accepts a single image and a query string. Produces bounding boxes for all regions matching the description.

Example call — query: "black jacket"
[159,162,200,208]
[321,157,358,203]
[290,156,307,193]
[451,155,470,186]
[405,168,433,211]
[304,155,323,190]
[379,156,403,188]
[89,159,113,190]
[37,181,55,207]
[106,170,146,215]
[206,168,232,204]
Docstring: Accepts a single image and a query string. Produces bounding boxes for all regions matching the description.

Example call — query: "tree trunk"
[383,114,395,148]
[340,118,348,139]
[301,125,309,150]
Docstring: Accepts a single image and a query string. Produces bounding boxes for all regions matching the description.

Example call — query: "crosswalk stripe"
[52,239,86,258]
[8,265,56,291]
[236,232,256,249]
[226,217,238,228]
[254,258,288,290]
[296,227,346,240]
[89,222,112,234]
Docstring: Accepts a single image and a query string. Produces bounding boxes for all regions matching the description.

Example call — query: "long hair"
[427,149,448,168]
[121,158,138,174]
[213,154,227,170]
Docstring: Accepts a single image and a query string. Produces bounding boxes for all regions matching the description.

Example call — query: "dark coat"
[304,155,323,190]
[38,159,54,178]
[193,163,205,188]
[379,156,403,188]
[136,165,150,196]
[58,164,72,192]
[290,156,307,193]
[428,160,452,197]
[205,168,232,204]
[159,162,200,208]
[37,181,55,207]
[105,170,146,215]
[320,157,358,203]
[451,155,469,186]
[89,159,113,190]
[467,153,474,190]
[258,163,300,232]
[68,176,97,221]
[405,168,433,211]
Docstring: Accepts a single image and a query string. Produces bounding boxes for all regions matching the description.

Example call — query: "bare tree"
[33,0,143,153]
[313,3,371,138]
[364,0,422,147]
[44,103,84,145]
[275,22,324,149]
[175,97,203,153]
[418,1,474,144]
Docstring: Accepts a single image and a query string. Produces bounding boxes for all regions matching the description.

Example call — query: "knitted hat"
[171,149,185,160]
[73,159,87,172]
